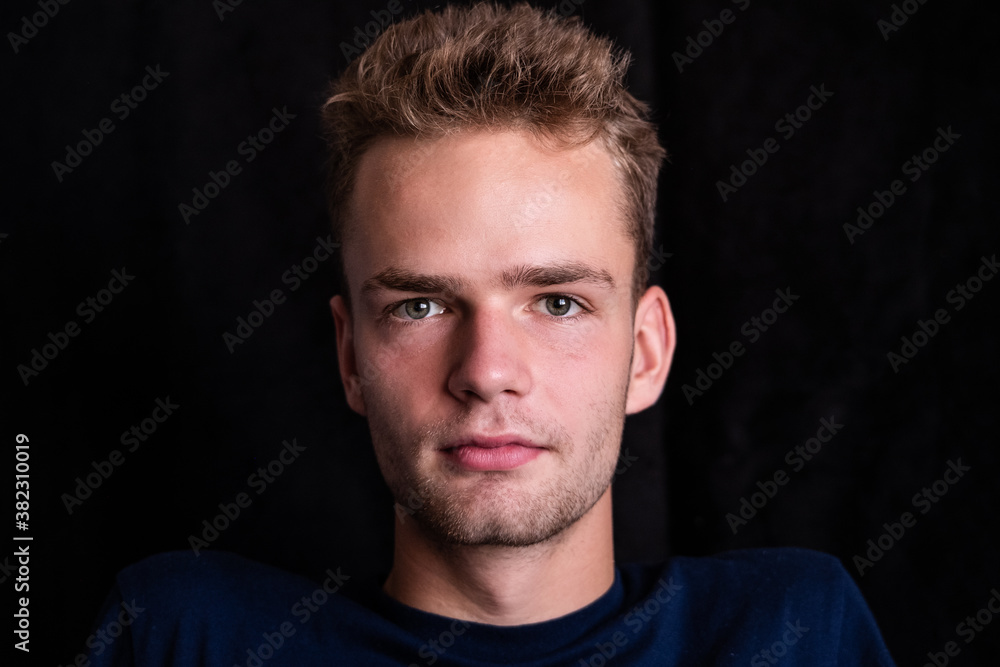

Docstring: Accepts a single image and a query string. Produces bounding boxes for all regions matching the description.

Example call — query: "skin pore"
[330,130,675,625]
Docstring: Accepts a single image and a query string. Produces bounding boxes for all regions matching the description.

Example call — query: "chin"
[410,473,610,548]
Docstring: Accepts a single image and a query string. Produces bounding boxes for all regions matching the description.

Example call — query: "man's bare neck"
[382,491,616,626]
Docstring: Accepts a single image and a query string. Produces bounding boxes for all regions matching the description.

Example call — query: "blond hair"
[321,2,665,303]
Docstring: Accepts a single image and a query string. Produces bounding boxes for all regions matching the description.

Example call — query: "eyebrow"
[361,268,465,295]
[360,261,616,295]
[499,262,616,291]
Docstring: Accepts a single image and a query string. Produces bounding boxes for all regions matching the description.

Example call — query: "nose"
[446,305,532,403]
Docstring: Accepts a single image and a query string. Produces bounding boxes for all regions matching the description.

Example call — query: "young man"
[87,4,895,664]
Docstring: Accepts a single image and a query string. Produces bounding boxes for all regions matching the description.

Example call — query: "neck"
[382,490,615,625]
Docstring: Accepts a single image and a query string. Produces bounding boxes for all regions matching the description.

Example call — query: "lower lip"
[443,445,543,471]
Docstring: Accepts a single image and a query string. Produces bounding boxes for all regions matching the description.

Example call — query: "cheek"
[528,315,632,368]
[358,312,633,406]
[526,320,633,402]
[357,324,447,403]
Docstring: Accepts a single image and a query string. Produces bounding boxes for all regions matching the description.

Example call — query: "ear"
[330,295,367,416]
[625,285,676,414]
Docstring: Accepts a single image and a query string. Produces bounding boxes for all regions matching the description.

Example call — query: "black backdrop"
[3,0,999,664]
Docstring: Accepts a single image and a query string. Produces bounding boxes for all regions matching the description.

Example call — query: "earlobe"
[330,295,368,416]
[625,286,676,415]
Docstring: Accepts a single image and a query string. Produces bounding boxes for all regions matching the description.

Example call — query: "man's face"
[336,130,641,547]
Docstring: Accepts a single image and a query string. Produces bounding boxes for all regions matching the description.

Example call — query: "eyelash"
[382,294,593,325]
[535,294,592,322]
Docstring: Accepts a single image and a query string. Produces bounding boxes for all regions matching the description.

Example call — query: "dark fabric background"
[3,0,998,664]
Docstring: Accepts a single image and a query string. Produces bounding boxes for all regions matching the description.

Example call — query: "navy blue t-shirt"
[84,547,895,666]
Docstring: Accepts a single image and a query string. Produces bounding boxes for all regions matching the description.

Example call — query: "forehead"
[343,130,632,293]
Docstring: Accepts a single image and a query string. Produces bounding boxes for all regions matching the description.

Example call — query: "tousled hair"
[321,2,665,304]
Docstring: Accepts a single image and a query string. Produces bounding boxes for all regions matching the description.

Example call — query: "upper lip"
[440,435,544,450]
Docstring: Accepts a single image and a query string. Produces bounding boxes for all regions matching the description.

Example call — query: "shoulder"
[98,550,361,667]
[115,549,320,615]
[672,545,847,589]
[618,548,895,665]
[668,547,857,619]
[89,550,392,666]
[622,546,849,600]
[673,545,843,572]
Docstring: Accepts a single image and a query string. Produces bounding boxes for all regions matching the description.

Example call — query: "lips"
[440,435,545,472]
